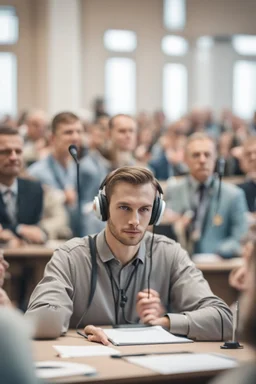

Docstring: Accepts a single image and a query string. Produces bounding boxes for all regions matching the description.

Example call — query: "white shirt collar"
[0,179,18,195]
[189,175,214,191]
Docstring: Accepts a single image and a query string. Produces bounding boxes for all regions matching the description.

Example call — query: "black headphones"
[94,173,166,226]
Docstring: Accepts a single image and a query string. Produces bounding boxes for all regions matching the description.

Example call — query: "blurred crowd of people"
[0,101,256,258]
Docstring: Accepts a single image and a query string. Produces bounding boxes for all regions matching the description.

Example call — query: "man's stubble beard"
[108,218,147,246]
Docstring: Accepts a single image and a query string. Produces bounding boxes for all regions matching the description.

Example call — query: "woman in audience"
[211,238,256,383]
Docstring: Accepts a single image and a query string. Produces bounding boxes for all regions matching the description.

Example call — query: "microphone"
[217,157,226,178]
[68,144,82,237]
[68,144,79,164]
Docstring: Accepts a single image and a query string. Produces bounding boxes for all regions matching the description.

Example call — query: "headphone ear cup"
[100,194,108,221]
[149,197,166,226]
[93,195,102,220]
[154,199,166,226]
[149,197,160,226]
[93,193,109,221]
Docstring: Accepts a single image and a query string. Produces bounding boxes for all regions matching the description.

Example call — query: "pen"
[76,330,88,339]
[111,351,191,358]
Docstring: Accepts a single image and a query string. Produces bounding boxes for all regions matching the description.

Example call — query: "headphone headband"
[99,174,163,196]
[94,169,165,225]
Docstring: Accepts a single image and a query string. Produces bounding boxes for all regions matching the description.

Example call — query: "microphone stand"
[76,160,83,237]
[69,145,83,237]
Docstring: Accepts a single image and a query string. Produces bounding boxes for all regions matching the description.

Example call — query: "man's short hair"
[51,112,80,135]
[185,132,216,153]
[109,114,135,130]
[104,166,158,202]
[0,126,19,136]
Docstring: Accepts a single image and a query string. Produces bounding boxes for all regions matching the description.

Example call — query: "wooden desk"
[3,246,241,307]
[3,242,60,307]
[33,331,254,384]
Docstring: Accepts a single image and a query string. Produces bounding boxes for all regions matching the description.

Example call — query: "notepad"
[35,361,97,379]
[125,353,237,374]
[102,326,193,346]
[53,345,121,358]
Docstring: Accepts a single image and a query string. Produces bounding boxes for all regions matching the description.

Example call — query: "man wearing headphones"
[26,166,232,343]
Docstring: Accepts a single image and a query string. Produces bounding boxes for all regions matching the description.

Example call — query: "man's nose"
[128,211,140,226]
[9,150,18,160]
[199,154,206,162]
[71,130,82,143]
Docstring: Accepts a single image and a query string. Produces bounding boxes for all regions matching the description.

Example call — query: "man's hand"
[17,225,46,244]
[64,188,77,206]
[0,253,9,287]
[229,265,247,291]
[136,289,166,324]
[83,325,109,345]
[0,287,12,306]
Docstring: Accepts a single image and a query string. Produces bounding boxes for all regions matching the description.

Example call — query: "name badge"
[213,214,223,226]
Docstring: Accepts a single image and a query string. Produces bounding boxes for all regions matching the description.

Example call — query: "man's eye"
[140,207,150,213]
[119,206,130,211]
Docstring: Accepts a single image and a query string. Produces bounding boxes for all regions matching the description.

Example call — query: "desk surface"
[33,331,254,384]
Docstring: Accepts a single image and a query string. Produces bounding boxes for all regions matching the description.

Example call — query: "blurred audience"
[107,114,137,168]
[79,123,111,235]
[0,248,11,306]
[0,126,47,245]
[229,227,255,292]
[164,133,248,258]
[149,119,189,180]
[28,112,83,236]
[238,137,256,214]
[21,109,49,167]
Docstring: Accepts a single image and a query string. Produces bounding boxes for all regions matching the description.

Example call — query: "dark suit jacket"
[0,178,44,235]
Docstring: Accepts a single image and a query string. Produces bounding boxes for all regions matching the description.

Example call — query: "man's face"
[0,135,23,179]
[185,139,216,182]
[52,121,83,156]
[243,143,256,173]
[110,116,137,152]
[107,182,155,246]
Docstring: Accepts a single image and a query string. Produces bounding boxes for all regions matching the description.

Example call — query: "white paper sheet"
[125,353,238,374]
[35,361,96,379]
[53,345,121,358]
[102,326,193,346]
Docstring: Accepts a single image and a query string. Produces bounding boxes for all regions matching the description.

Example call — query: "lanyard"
[105,259,140,325]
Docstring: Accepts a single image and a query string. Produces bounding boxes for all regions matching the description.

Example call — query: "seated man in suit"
[238,137,256,214]
[165,132,248,258]
[0,126,46,244]
[27,166,232,343]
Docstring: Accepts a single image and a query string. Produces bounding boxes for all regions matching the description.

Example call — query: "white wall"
[2,0,256,116]
[47,0,83,115]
